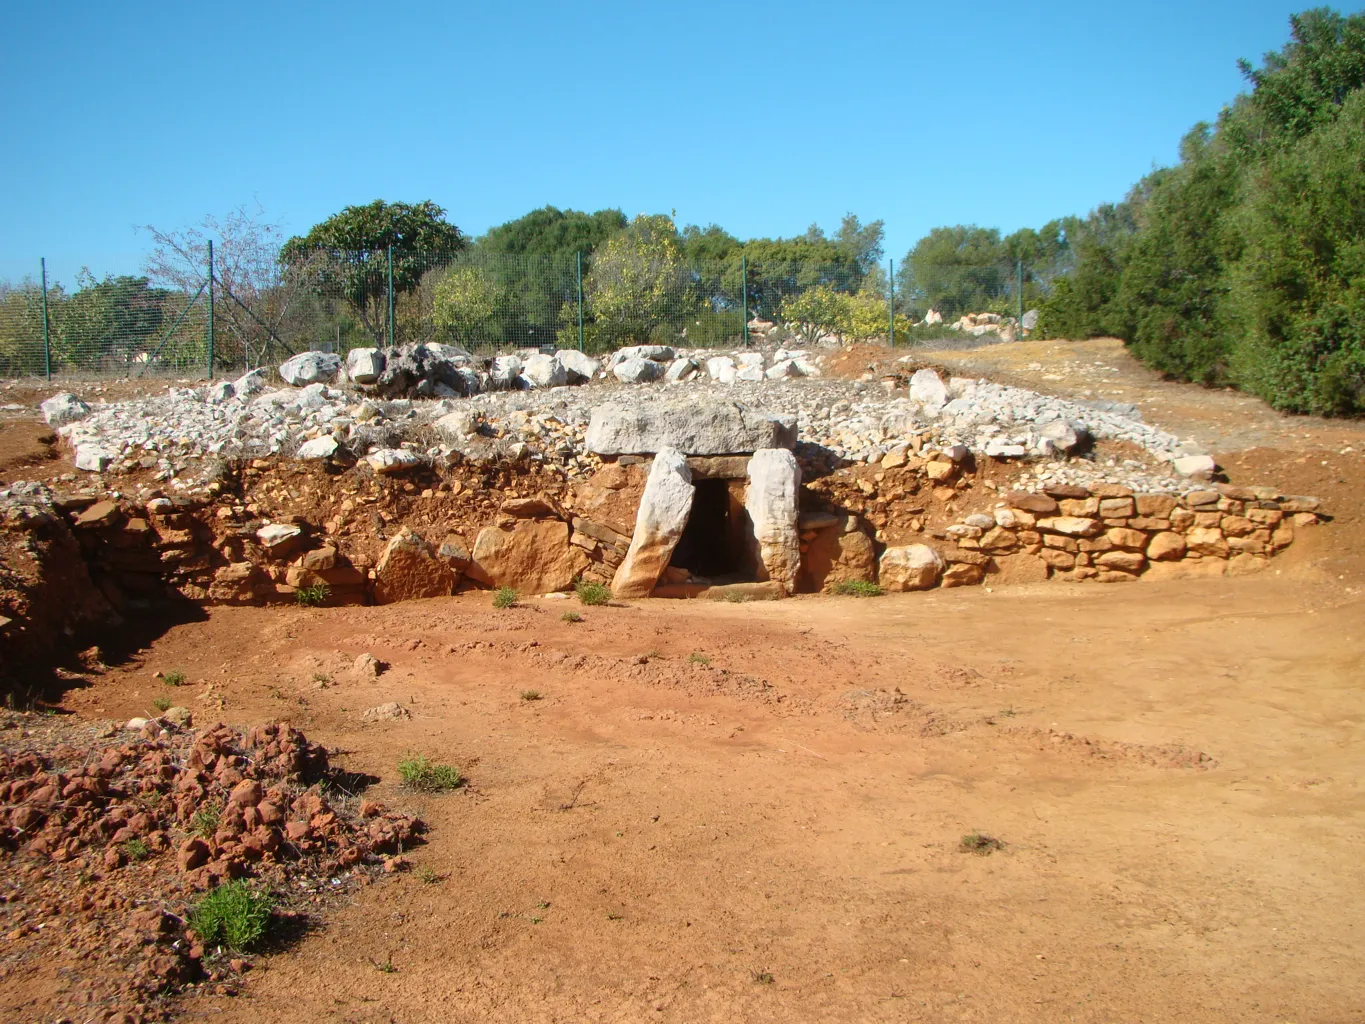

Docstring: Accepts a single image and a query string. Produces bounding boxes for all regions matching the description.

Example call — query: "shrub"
[397,755,464,792]
[189,880,275,951]
[122,837,150,861]
[561,610,583,623]
[191,801,222,839]
[831,580,883,597]
[162,669,186,687]
[492,586,518,609]
[151,696,172,712]
[959,832,1005,855]
[574,580,612,606]
[687,652,710,666]
[296,583,330,607]
[520,689,543,701]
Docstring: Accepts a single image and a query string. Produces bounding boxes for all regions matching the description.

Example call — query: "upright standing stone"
[744,448,801,594]
[612,447,693,598]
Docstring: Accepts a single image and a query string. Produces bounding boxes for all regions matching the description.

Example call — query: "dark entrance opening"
[669,479,748,582]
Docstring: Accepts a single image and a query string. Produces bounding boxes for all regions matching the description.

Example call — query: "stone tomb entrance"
[667,475,749,583]
[609,447,801,599]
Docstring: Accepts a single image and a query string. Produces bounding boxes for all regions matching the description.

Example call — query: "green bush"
[574,580,612,606]
[397,754,464,792]
[830,580,883,597]
[189,880,275,951]
[492,586,518,609]
[296,583,330,607]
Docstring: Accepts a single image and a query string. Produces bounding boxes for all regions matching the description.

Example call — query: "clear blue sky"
[0,0,1326,287]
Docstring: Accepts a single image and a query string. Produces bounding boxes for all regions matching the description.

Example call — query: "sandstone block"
[1005,491,1059,515]
[941,563,984,588]
[879,544,945,591]
[1136,494,1178,518]
[1036,516,1103,538]
[1105,527,1148,551]
[1096,550,1146,573]
[586,400,795,456]
[374,527,456,603]
[1098,497,1136,518]
[611,448,694,598]
[1186,527,1229,558]
[469,520,581,595]
[745,448,801,593]
[1146,532,1187,561]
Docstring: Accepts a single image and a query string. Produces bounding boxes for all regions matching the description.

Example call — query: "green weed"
[492,586,518,609]
[189,880,275,951]
[296,584,330,607]
[163,669,186,687]
[397,754,464,793]
[831,580,884,597]
[574,580,612,606]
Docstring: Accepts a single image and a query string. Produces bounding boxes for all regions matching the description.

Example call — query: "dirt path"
[52,562,1365,1023]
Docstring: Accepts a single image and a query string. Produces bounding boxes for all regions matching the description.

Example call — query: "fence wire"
[0,250,1047,378]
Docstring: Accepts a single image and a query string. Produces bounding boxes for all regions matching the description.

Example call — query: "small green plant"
[190,801,222,839]
[311,671,332,684]
[959,832,1005,856]
[561,610,583,624]
[189,880,275,951]
[296,583,330,607]
[607,912,623,920]
[831,580,884,597]
[574,580,612,606]
[520,690,543,702]
[397,754,464,793]
[644,648,662,659]
[151,696,172,713]
[492,586,518,609]
[687,652,710,666]
[722,591,750,604]
[416,865,443,885]
[374,954,397,973]
[752,970,775,985]
[122,837,150,861]
[163,669,186,687]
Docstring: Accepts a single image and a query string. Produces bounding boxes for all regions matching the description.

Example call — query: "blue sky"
[0,0,1325,286]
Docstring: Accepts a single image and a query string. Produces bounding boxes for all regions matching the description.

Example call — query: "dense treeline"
[1038,7,1365,415]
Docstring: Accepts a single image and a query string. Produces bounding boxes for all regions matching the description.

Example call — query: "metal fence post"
[40,258,51,380]
[576,252,585,352]
[387,246,395,349]
[1017,258,1024,331]
[888,258,895,349]
[741,255,749,347]
[206,241,215,380]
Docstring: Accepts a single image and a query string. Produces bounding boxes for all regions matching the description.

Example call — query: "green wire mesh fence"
[0,250,1046,378]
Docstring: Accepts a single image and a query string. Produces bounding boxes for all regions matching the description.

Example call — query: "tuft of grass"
[574,580,612,606]
[374,954,397,973]
[151,696,172,713]
[752,970,775,985]
[189,880,275,951]
[520,689,543,702]
[122,837,150,861]
[561,610,583,624]
[722,591,750,604]
[296,583,330,607]
[397,754,464,793]
[415,865,443,885]
[831,580,884,597]
[191,801,222,839]
[687,652,710,666]
[492,586,518,609]
[959,832,1005,856]
[163,669,186,687]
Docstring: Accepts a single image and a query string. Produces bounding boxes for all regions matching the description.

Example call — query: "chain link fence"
[0,249,1045,379]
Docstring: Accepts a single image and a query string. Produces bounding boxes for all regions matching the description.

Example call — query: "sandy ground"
[8,341,1365,1022]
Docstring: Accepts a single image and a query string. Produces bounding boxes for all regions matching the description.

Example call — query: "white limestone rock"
[40,393,90,427]
[745,448,802,593]
[280,351,342,386]
[347,347,385,384]
[611,447,693,598]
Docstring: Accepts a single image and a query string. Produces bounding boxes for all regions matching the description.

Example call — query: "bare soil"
[4,346,1365,1023]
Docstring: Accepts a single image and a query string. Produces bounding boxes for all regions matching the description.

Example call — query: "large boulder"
[585,399,796,456]
[745,448,801,593]
[556,349,601,383]
[800,526,877,592]
[232,368,268,397]
[374,527,457,604]
[375,344,478,398]
[467,520,582,595]
[613,357,666,384]
[280,351,342,386]
[909,368,948,411]
[346,348,385,384]
[489,355,524,389]
[612,448,693,599]
[521,353,568,389]
[40,392,90,427]
[879,544,945,591]
[610,345,674,367]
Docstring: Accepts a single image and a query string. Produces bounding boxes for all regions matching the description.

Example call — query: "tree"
[280,200,466,344]
[143,203,315,369]
[431,265,508,347]
[898,226,1012,318]
[478,206,626,258]
[585,214,696,347]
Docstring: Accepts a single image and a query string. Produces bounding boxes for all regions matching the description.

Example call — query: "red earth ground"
[3,343,1365,1023]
